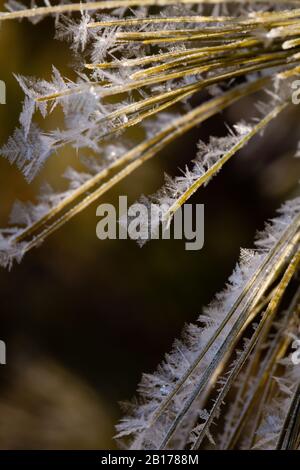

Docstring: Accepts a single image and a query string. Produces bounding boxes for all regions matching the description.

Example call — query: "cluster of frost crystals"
[0,229,28,270]
[0,134,131,269]
[0,124,56,182]
[116,195,300,449]
[253,356,300,450]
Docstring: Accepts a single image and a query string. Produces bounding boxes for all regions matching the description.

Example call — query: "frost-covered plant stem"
[276,383,300,449]
[2,0,300,22]
[158,236,300,449]
[190,251,300,449]
[164,101,287,220]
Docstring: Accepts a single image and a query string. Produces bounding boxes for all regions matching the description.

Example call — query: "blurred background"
[0,2,299,449]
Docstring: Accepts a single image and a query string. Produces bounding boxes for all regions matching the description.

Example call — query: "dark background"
[0,4,299,448]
